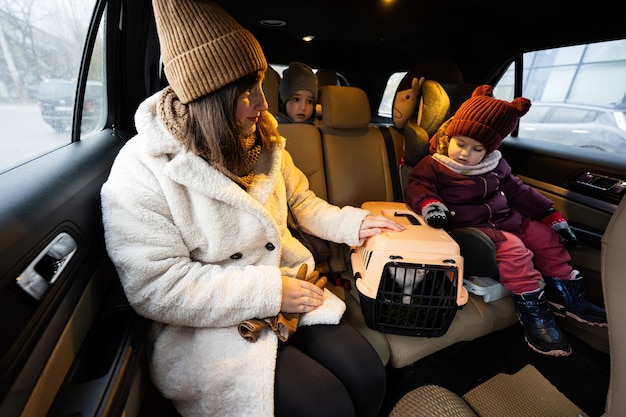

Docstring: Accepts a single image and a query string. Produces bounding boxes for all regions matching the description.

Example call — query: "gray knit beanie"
[279,62,318,104]
[153,0,268,104]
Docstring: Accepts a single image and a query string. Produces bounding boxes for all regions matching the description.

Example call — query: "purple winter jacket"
[404,155,554,237]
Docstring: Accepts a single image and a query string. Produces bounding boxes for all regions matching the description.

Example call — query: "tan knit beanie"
[152,0,268,104]
[446,85,531,154]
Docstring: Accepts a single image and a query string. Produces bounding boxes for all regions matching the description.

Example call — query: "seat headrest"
[316,69,339,87]
[263,66,281,116]
[319,85,371,129]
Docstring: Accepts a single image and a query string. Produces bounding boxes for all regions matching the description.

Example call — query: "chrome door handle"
[16,232,78,300]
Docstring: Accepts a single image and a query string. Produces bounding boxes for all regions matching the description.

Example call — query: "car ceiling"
[215,0,626,83]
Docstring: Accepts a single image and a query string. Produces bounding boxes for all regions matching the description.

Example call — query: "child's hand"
[422,201,451,228]
[552,220,580,246]
[541,209,581,246]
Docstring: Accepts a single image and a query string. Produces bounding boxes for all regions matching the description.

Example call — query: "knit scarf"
[232,134,261,188]
[157,86,189,145]
[432,150,502,176]
[157,87,261,189]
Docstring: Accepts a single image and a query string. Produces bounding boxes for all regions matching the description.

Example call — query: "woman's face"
[285,90,315,122]
[236,74,268,136]
[447,135,487,166]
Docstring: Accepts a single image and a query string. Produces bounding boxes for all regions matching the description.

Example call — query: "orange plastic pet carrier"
[351,202,469,337]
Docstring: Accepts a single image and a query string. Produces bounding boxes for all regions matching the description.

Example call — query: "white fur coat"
[100,91,368,416]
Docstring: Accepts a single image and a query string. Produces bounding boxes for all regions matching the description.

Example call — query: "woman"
[101,1,403,416]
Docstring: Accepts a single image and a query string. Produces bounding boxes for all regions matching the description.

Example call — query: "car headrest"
[316,69,339,88]
[319,85,371,129]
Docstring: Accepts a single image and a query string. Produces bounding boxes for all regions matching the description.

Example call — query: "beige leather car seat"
[600,196,626,417]
[318,85,401,207]
[279,123,328,201]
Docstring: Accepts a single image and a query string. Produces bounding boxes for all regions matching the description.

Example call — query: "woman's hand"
[358,214,405,241]
[281,276,324,313]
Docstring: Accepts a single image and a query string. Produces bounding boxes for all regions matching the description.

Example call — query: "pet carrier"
[351,202,469,337]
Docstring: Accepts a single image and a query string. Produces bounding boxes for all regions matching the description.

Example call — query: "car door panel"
[45,278,151,417]
[500,138,622,353]
[0,130,149,417]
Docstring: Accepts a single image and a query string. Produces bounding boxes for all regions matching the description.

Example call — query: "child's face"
[285,90,315,122]
[447,136,487,166]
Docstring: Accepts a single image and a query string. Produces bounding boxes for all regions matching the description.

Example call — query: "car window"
[378,71,407,119]
[0,0,103,173]
[494,39,626,155]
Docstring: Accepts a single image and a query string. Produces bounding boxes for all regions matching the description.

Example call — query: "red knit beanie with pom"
[446,85,531,154]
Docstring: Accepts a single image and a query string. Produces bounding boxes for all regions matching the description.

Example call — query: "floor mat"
[389,384,477,417]
[388,364,587,417]
[462,364,586,417]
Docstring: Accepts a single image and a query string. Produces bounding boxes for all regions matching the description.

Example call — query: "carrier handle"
[393,211,420,225]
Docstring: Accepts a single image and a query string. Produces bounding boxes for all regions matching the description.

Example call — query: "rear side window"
[0,1,103,173]
[494,39,626,155]
[378,72,407,119]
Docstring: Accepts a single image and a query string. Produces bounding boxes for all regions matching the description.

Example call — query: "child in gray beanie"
[277,62,319,124]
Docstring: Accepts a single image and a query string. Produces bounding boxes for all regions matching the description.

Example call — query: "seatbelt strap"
[380,125,403,202]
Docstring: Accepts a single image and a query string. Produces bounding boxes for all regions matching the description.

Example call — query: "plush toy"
[416,80,450,136]
[392,61,464,130]
[392,75,425,129]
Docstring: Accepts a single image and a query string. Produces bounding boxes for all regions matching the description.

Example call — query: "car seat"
[318,85,401,207]
[600,195,626,417]
[394,74,499,280]
[315,69,341,123]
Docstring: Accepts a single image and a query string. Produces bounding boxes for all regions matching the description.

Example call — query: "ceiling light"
[259,19,286,27]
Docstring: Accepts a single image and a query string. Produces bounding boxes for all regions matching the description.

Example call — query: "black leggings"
[274,320,386,417]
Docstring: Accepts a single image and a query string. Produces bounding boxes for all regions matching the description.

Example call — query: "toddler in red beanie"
[404,84,606,356]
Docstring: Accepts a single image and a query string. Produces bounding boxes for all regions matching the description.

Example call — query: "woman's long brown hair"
[182,71,280,174]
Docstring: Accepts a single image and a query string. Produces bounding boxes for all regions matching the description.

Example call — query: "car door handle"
[576,172,626,194]
[15,232,78,300]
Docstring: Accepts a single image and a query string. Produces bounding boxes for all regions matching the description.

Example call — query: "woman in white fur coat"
[101,1,403,416]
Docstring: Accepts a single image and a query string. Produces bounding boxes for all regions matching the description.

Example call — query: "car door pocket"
[16,232,78,300]
[576,172,626,194]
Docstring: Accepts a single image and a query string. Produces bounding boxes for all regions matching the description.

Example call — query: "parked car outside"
[37,79,103,133]
[519,102,626,153]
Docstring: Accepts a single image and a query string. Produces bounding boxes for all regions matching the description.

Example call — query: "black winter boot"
[513,290,572,356]
[544,272,607,327]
